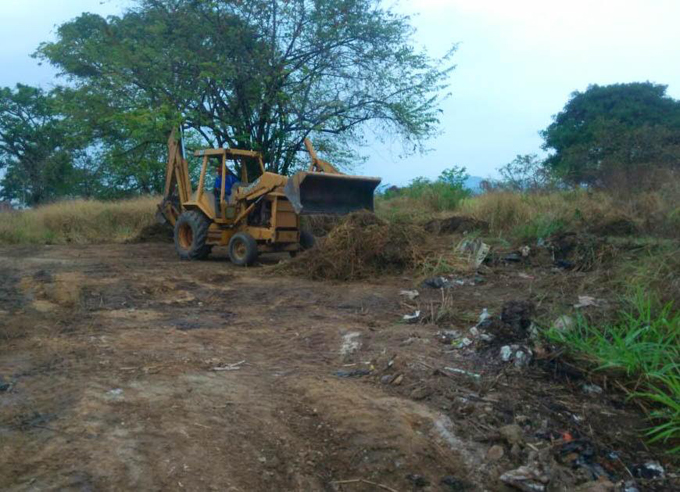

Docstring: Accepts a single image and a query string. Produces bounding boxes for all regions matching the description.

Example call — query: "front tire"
[174,210,211,260]
[228,232,258,266]
[300,230,315,250]
[290,230,315,258]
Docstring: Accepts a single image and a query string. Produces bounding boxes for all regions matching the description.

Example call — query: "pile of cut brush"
[280,211,428,281]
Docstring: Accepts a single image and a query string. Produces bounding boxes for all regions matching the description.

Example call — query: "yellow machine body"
[157,130,381,262]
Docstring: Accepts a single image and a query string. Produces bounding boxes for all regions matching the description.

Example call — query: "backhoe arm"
[157,129,193,226]
[304,138,341,174]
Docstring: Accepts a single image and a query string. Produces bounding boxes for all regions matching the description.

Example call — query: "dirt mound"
[130,222,173,243]
[546,232,618,271]
[589,216,640,236]
[280,211,427,280]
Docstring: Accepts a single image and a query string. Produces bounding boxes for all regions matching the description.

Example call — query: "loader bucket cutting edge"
[284,172,381,215]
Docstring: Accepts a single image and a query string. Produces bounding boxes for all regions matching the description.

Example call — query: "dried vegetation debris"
[280,211,429,280]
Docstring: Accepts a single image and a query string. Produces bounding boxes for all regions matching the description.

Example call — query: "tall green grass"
[546,293,680,453]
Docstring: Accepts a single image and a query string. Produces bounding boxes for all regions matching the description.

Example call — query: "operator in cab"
[214,165,239,216]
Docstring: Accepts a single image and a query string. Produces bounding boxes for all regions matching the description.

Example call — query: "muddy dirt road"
[0,243,676,491]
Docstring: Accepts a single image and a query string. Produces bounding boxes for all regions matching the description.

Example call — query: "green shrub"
[380,166,472,213]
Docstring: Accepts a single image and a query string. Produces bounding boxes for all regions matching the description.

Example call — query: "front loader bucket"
[284,172,381,215]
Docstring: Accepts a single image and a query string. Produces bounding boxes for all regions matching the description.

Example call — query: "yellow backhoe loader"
[157,130,381,265]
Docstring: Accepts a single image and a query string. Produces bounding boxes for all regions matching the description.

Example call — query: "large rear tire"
[174,210,211,260]
[228,232,258,266]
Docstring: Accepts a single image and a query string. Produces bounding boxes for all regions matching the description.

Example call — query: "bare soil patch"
[0,241,676,491]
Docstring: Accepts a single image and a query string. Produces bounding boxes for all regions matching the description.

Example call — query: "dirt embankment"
[0,236,676,491]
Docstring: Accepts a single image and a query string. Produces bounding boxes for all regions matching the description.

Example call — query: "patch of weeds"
[545,292,680,453]
[418,252,468,277]
[514,215,566,242]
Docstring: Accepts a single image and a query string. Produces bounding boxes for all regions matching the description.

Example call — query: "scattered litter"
[406,474,429,487]
[622,480,640,492]
[423,276,449,289]
[500,463,550,492]
[478,308,491,324]
[440,476,473,490]
[554,259,574,269]
[504,253,522,263]
[520,245,531,257]
[444,367,481,379]
[469,326,480,337]
[0,377,12,392]
[631,461,665,479]
[499,345,533,367]
[212,360,246,371]
[340,332,362,356]
[380,374,395,384]
[457,239,490,268]
[518,272,535,280]
[555,439,608,480]
[574,296,605,309]
[392,374,404,385]
[582,383,603,395]
[422,276,478,289]
[403,310,421,323]
[528,322,541,340]
[456,337,473,348]
[334,368,371,378]
[552,315,575,332]
[436,329,462,344]
[104,388,124,401]
[399,289,419,300]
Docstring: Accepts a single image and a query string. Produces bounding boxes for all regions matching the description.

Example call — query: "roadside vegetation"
[0,196,157,244]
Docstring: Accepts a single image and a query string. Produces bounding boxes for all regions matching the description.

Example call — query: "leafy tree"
[438,165,469,189]
[37,0,455,176]
[497,154,554,192]
[541,82,680,188]
[0,84,83,206]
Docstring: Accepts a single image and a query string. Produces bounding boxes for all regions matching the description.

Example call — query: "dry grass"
[458,188,680,239]
[0,196,158,245]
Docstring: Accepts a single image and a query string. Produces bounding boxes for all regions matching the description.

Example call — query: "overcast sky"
[1,0,679,185]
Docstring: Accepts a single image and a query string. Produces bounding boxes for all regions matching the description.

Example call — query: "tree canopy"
[36,0,455,177]
[541,82,680,187]
[0,85,83,205]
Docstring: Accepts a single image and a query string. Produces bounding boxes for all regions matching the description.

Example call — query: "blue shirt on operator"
[215,170,239,198]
